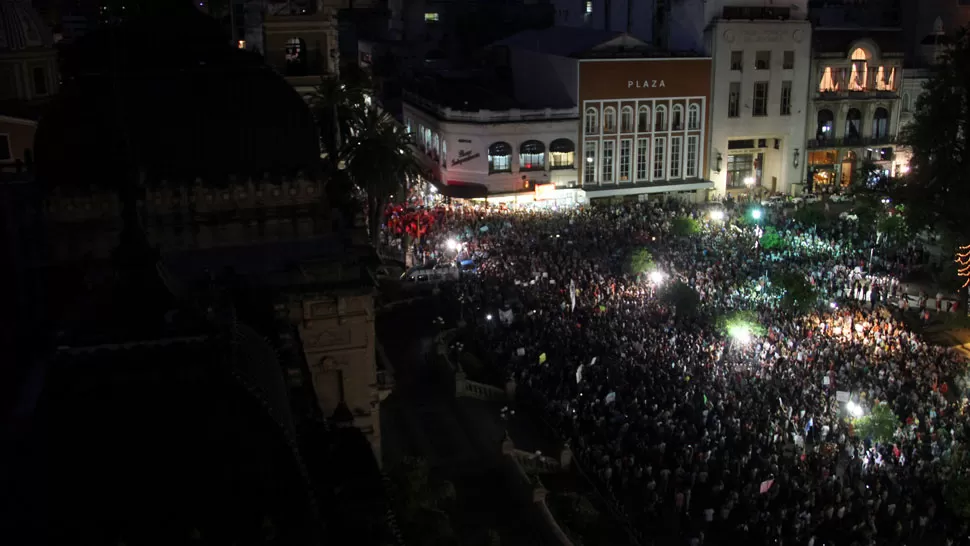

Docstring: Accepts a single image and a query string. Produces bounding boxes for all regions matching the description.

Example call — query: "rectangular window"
[669,137,682,178]
[584,141,597,184]
[686,136,698,178]
[441,140,447,167]
[730,51,743,71]
[755,51,770,70]
[780,80,792,116]
[753,82,768,116]
[619,139,632,181]
[726,153,754,188]
[550,150,574,169]
[783,50,795,70]
[424,12,439,21]
[636,138,649,181]
[653,137,666,180]
[32,67,47,95]
[728,82,740,118]
[601,140,615,182]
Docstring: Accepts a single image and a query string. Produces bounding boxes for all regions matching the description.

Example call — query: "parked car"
[829,193,853,203]
[803,194,823,204]
[761,195,786,208]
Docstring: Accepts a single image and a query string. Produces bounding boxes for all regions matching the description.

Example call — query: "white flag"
[576,364,584,384]
[570,279,576,312]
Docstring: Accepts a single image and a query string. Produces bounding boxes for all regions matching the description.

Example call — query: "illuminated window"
[849,48,868,91]
[549,139,575,169]
[875,66,895,91]
[519,140,546,171]
[237,40,246,49]
[488,142,512,173]
[424,12,439,22]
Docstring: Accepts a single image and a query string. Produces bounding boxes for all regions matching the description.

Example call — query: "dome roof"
[0,0,54,52]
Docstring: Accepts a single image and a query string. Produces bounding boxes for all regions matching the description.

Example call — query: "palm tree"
[308,75,370,171]
[343,107,422,248]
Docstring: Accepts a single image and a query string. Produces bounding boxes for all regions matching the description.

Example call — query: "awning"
[433,180,489,199]
[549,138,575,153]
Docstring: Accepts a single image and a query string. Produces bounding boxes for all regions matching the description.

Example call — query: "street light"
[486,314,493,321]
[446,239,461,252]
[750,208,763,220]
[649,271,666,284]
[846,401,864,418]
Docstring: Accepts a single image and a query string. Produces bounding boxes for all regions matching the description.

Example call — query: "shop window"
[687,104,700,130]
[519,140,546,171]
[285,37,307,76]
[654,105,667,131]
[637,106,650,132]
[549,138,575,169]
[603,107,617,132]
[872,107,890,140]
[584,108,598,134]
[726,153,754,188]
[844,108,862,142]
[816,109,834,140]
[671,105,683,130]
[583,141,596,184]
[620,106,634,132]
[488,142,512,173]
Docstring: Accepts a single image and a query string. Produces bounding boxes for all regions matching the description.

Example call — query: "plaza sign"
[628,80,666,89]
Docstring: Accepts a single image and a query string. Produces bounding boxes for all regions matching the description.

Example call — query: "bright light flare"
[649,271,666,284]
[751,209,763,220]
[446,239,461,251]
[486,314,493,321]
[709,210,725,221]
[729,325,752,344]
[846,401,864,418]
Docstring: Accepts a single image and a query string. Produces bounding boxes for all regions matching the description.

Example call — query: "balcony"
[807,136,897,149]
[816,90,899,100]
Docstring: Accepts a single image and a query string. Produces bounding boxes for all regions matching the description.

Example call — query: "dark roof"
[0,99,45,121]
[812,28,905,56]
[433,179,489,199]
[163,237,348,279]
[407,72,519,111]
[491,26,630,57]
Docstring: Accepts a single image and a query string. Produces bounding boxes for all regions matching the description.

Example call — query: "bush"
[774,270,818,312]
[852,402,899,444]
[759,226,787,251]
[627,248,656,276]
[670,216,701,237]
[793,206,826,227]
[877,213,910,242]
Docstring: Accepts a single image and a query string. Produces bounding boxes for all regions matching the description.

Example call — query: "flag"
[570,279,576,312]
[759,479,774,494]
[604,391,616,404]
[538,353,547,364]
[576,364,584,384]
[703,394,708,405]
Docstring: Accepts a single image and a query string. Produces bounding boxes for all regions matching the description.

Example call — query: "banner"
[538,353,547,364]
[759,479,774,494]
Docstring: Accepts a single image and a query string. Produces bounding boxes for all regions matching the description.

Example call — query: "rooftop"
[405,71,519,112]
[492,25,703,59]
[812,27,905,56]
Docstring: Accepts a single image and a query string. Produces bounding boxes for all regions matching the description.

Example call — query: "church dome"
[0,0,54,52]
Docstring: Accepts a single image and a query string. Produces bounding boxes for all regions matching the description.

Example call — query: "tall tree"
[900,27,970,309]
[344,108,421,248]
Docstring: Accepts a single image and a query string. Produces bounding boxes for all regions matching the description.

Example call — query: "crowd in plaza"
[385,198,970,546]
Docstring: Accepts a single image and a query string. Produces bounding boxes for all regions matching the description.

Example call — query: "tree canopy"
[899,28,970,242]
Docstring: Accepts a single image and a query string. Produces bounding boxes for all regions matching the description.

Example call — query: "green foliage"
[660,281,701,318]
[759,226,787,251]
[387,457,459,545]
[627,248,656,276]
[899,29,970,241]
[670,216,701,237]
[945,447,970,519]
[852,402,899,444]
[877,213,910,242]
[774,271,818,312]
[716,310,766,338]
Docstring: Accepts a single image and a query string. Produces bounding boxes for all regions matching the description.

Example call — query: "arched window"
[584,108,598,135]
[687,104,700,130]
[285,37,307,76]
[849,47,868,91]
[901,92,911,112]
[488,142,512,173]
[845,108,863,142]
[816,109,834,140]
[549,139,575,169]
[872,107,890,140]
[637,106,650,132]
[620,106,634,132]
[654,105,667,131]
[603,107,617,132]
[672,105,684,130]
[520,140,546,171]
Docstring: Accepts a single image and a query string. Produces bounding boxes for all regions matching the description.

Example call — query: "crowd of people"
[386,198,970,546]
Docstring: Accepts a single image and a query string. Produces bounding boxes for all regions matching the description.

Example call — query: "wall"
[707,20,812,195]
[0,116,37,167]
[403,101,581,194]
[577,58,712,188]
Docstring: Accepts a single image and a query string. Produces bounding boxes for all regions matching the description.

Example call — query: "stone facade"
[264,0,341,96]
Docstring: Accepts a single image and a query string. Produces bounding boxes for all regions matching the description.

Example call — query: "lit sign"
[535,184,557,201]
[628,80,666,89]
[451,149,480,167]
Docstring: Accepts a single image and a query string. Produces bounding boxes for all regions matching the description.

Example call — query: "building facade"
[806,30,904,190]
[263,0,341,94]
[403,91,582,200]
[578,57,712,202]
[705,9,812,197]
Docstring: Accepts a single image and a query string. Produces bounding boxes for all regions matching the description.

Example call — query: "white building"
[402,89,582,203]
[705,3,812,196]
